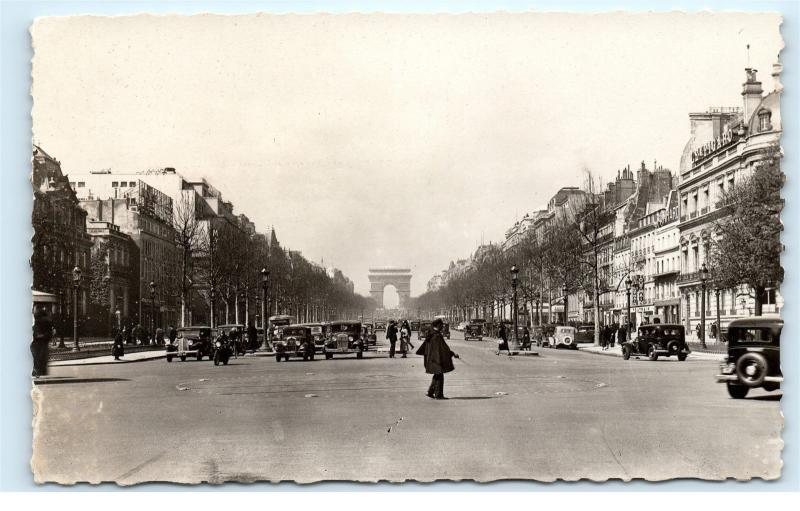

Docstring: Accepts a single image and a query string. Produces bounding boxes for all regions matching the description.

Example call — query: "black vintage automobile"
[374,320,387,331]
[410,320,420,332]
[302,322,329,353]
[417,320,432,342]
[464,319,485,341]
[324,320,365,359]
[622,324,690,361]
[166,326,215,362]
[434,316,451,339]
[273,325,315,362]
[716,317,782,399]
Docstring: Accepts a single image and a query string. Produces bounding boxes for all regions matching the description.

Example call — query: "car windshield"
[333,324,359,334]
[310,326,323,334]
[730,327,776,345]
[282,327,307,336]
[663,328,682,336]
[179,329,209,338]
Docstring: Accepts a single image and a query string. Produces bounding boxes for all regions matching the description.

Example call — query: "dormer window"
[758,109,772,132]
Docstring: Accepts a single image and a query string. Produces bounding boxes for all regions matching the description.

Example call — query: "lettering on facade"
[690,129,738,165]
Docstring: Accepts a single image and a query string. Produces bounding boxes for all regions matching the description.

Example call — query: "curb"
[50,353,167,367]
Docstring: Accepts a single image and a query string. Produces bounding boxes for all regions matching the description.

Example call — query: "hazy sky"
[32,12,783,296]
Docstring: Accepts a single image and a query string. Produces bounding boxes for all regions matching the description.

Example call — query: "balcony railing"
[677,271,704,284]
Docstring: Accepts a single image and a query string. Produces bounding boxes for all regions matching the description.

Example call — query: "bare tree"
[172,192,206,327]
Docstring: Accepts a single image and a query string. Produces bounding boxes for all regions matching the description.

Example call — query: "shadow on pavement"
[447,396,496,400]
[748,393,782,401]
[34,377,129,385]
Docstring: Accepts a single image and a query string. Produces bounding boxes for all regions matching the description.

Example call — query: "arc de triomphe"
[368,268,412,309]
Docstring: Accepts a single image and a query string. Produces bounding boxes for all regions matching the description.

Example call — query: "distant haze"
[32,12,783,296]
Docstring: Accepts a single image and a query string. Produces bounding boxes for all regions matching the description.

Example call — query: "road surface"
[31,330,782,484]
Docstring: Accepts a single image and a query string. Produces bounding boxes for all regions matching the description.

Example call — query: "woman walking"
[112,329,125,360]
[418,318,458,400]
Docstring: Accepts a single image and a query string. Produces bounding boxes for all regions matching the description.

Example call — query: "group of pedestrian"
[495,323,532,354]
[599,322,632,350]
[386,319,414,358]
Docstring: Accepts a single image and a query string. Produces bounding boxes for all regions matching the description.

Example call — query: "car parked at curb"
[716,317,782,399]
[549,326,577,349]
[622,324,689,361]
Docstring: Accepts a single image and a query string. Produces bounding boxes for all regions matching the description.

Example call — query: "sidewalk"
[577,343,725,361]
[50,350,168,367]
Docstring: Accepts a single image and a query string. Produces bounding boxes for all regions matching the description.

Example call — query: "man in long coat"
[419,318,458,399]
[386,320,398,358]
[31,306,52,378]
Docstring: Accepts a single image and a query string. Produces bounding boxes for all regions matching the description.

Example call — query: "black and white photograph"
[27,11,783,484]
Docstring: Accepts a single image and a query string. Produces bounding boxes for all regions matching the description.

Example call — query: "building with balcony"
[677,65,783,339]
[31,146,94,335]
[652,191,681,323]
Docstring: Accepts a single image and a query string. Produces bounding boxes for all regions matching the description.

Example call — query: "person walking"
[610,323,618,348]
[155,327,165,346]
[600,325,608,350]
[418,318,459,400]
[521,326,531,350]
[618,323,628,346]
[695,322,702,342]
[247,322,258,351]
[168,325,177,345]
[112,329,125,360]
[386,320,398,358]
[31,306,53,378]
[710,322,718,340]
[400,319,414,350]
[497,322,510,355]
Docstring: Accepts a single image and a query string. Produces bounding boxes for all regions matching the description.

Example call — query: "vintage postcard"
[29,12,783,484]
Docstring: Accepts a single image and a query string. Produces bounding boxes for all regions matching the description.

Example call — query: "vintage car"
[464,319,485,341]
[433,316,451,339]
[324,320,365,359]
[549,325,577,349]
[575,324,595,343]
[622,324,690,361]
[217,324,247,355]
[410,320,420,332]
[267,315,295,344]
[302,322,329,353]
[456,321,468,332]
[167,326,216,362]
[716,317,782,399]
[273,325,316,362]
[374,320,387,331]
[417,320,433,341]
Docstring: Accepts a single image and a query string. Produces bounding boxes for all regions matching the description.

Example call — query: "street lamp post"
[625,275,632,335]
[71,266,82,352]
[700,263,708,349]
[715,287,721,342]
[534,291,541,326]
[149,281,156,344]
[58,289,66,349]
[261,268,269,331]
[511,265,520,351]
[562,285,568,326]
[210,288,216,329]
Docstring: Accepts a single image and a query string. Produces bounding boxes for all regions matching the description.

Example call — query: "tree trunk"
[754,286,764,316]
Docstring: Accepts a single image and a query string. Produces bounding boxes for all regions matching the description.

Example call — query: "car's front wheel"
[180,355,187,362]
[647,345,658,361]
[325,353,333,360]
[166,355,173,363]
[727,382,749,399]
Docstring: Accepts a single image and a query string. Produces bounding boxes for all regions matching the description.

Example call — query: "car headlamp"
[215,341,222,348]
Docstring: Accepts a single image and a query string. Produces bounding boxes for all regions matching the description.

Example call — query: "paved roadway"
[31,330,782,484]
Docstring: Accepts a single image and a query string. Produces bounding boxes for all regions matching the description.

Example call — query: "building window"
[112,181,119,187]
[758,110,772,132]
[77,182,85,188]
[760,288,776,305]
[69,182,76,188]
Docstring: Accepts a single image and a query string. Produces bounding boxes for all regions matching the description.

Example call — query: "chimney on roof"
[772,60,783,92]
[742,68,764,121]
